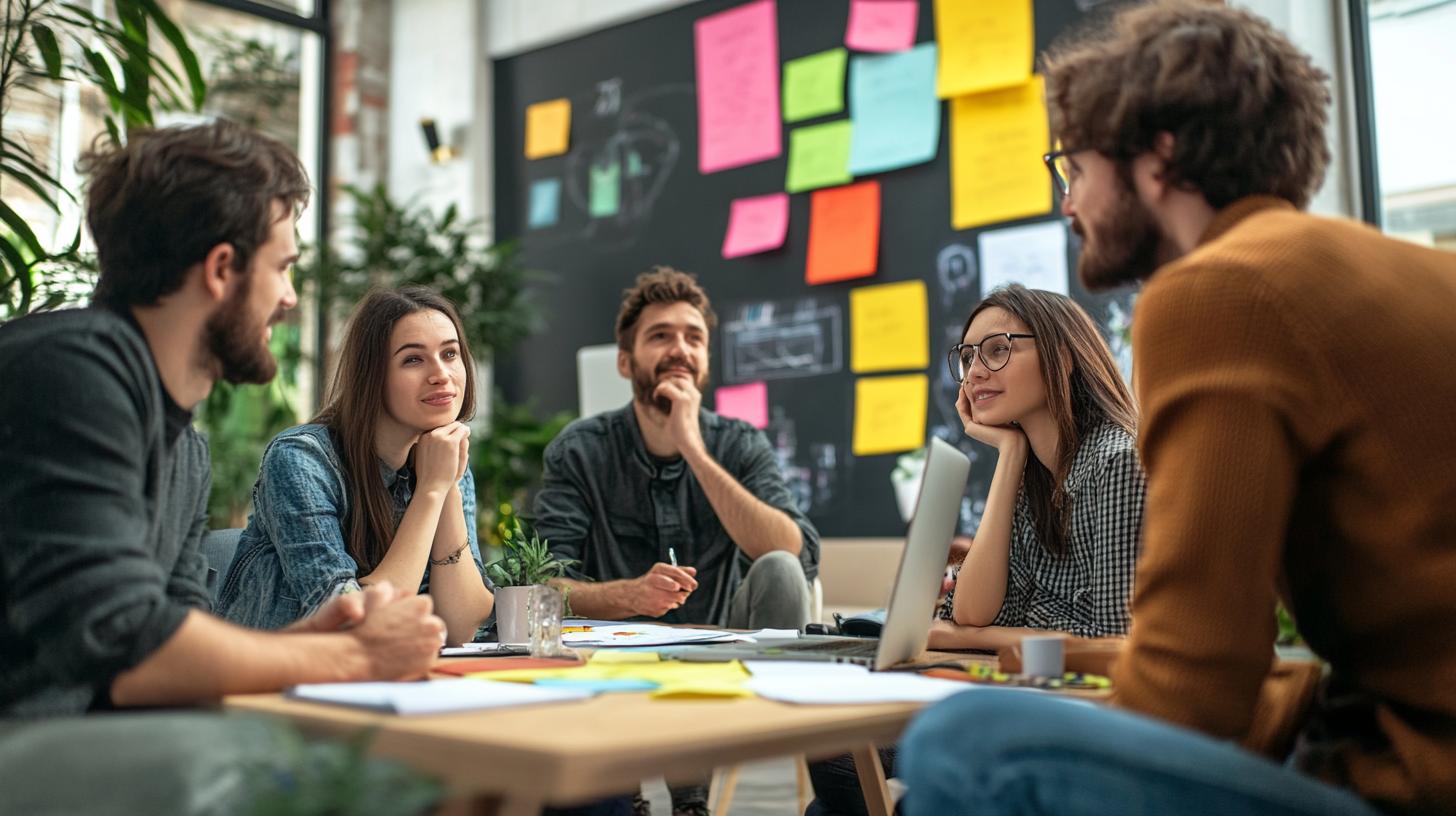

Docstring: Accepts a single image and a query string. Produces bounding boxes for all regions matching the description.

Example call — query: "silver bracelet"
[429,542,468,566]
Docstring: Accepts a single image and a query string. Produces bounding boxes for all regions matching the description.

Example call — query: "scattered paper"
[524,98,571,160]
[527,178,561,228]
[535,678,659,694]
[743,629,802,641]
[562,624,743,648]
[786,120,854,194]
[934,0,1033,98]
[589,159,621,218]
[744,661,871,679]
[783,48,848,122]
[846,0,919,53]
[806,181,880,285]
[440,642,514,657]
[588,651,663,665]
[850,280,929,373]
[436,657,582,676]
[478,658,752,700]
[978,220,1069,297]
[747,673,970,704]
[715,381,769,429]
[848,44,940,176]
[950,76,1050,230]
[853,374,928,456]
[695,0,782,173]
[287,679,592,715]
[722,193,790,259]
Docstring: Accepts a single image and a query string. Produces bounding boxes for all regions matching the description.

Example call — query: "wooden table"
[227,653,990,816]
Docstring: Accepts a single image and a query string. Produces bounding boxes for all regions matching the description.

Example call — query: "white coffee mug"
[1021,634,1065,678]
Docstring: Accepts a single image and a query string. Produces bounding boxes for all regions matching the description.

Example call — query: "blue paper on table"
[286,679,593,715]
[848,43,940,175]
[535,678,660,693]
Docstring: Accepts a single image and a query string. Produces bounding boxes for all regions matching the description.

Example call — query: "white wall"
[486,0,700,57]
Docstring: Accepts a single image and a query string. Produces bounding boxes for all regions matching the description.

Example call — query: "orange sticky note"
[525,98,571,159]
[806,181,880,285]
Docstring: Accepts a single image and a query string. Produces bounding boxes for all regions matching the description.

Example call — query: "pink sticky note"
[716,381,769,429]
[846,0,919,53]
[722,193,790,259]
[695,0,782,174]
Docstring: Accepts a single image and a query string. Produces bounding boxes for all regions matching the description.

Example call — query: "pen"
[668,547,678,567]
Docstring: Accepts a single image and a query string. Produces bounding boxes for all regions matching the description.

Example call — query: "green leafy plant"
[484,518,577,588]
[1,0,205,319]
[242,725,441,816]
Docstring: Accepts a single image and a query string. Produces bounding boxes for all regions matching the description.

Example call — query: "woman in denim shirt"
[219,287,494,644]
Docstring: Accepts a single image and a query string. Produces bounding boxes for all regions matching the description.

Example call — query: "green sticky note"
[785,120,853,193]
[783,48,847,123]
[589,160,621,218]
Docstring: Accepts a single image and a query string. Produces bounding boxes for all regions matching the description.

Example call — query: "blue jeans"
[899,689,1384,816]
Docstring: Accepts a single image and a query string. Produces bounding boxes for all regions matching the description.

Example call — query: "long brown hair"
[313,286,477,572]
[964,285,1136,557]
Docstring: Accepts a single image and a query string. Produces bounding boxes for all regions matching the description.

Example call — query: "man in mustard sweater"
[900,3,1456,815]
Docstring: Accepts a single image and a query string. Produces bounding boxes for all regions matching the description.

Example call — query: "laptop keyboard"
[781,638,880,658]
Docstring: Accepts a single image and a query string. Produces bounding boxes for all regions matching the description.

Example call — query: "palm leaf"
[133,0,206,110]
[29,23,62,79]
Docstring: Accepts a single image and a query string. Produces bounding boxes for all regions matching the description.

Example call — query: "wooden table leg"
[851,744,893,816]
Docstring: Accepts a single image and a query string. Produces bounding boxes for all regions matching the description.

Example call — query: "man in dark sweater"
[0,121,445,812]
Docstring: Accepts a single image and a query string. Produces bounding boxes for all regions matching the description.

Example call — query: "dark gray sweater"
[0,307,212,716]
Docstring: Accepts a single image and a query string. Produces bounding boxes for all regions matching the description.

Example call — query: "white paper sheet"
[286,679,593,715]
[744,661,871,679]
[746,673,973,704]
[743,629,802,641]
[561,624,745,648]
[977,220,1069,297]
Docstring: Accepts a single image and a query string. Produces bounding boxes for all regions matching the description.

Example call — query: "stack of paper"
[286,679,593,715]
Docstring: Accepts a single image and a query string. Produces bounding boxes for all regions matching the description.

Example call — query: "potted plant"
[484,518,578,643]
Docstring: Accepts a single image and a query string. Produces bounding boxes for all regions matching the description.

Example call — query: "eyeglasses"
[947,333,1036,382]
[1042,148,1085,196]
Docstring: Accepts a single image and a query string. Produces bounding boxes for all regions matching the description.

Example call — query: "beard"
[204,279,281,385]
[630,354,707,415]
[1073,170,1163,292]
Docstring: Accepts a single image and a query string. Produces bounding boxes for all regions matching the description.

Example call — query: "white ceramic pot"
[495,585,536,644]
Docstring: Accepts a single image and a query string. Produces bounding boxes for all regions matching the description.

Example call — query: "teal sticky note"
[535,678,659,694]
[527,178,561,228]
[848,43,941,175]
[784,48,848,123]
[785,120,854,194]
[589,160,621,218]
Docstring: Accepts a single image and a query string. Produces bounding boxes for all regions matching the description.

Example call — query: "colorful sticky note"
[847,43,940,175]
[695,0,782,173]
[950,76,1050,230]
[722,193,790,259]
[853,374,928,456]
[524,98,571,159]
[806,180,880,285]
[783,48,847,122]
[715,381,769,429]
[846,0,919,53]
[935,0,1033,98]
[850,280,929,373]
[786,120,853,193]
[589,160,621,218]
[978,220,1069,296]
[527,178,561,228]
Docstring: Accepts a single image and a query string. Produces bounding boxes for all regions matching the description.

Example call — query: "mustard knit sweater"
[1115,196,1456,815]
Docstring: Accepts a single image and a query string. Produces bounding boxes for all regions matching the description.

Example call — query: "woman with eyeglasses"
[931,283,1145,650]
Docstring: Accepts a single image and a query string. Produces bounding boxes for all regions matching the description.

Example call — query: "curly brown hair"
[614,266,717,351]
[1042,0,1331,209]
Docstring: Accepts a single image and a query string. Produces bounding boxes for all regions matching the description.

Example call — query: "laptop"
[678,436,971,670]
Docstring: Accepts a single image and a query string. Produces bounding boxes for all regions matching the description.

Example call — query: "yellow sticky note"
[851,280,928,374]
[525,98,571,159]
[854,374,928,456]
[934,0,1033,98]
[651,682,754,700]
[950,76,1051,230]
[588,651,662,665]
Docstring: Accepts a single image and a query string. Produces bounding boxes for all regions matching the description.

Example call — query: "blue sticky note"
[528,178,561,228]
[847,43,940,176]
[535,678,659,694]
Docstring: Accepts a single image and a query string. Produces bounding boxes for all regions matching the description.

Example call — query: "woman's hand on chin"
[956,388,1028,454]
[415,421,470,494]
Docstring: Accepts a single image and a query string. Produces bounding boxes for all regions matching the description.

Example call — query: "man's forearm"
[550,577,638,620]
[110,610,368,707]
[682,448,801,560]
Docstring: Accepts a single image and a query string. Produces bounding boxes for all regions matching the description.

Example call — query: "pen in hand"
[668,547,678,567]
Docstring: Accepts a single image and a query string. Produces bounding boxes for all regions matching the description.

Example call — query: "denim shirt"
[533,405,820,626]
[216,423,484,630]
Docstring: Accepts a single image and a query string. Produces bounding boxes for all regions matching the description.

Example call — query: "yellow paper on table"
[525,98,571,159]
[950,76,1051,230]
[853,374,928,456]
[587,651,662,665]
[850,280,928,374]
[652,682,754,700]
[474,659,750,693]
[934,0,1033,98]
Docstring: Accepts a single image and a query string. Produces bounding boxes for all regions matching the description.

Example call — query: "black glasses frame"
[1042,148,1086,196]
[948,333,1036,382]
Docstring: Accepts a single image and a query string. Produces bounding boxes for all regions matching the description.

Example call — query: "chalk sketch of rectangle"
[722,305,843,383]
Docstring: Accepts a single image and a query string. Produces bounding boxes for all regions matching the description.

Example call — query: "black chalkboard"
[493,0,1135,537]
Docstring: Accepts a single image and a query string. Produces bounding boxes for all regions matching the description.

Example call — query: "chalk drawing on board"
[722,300,843,384]
[936,243,979,310]
[762,407,842,516]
